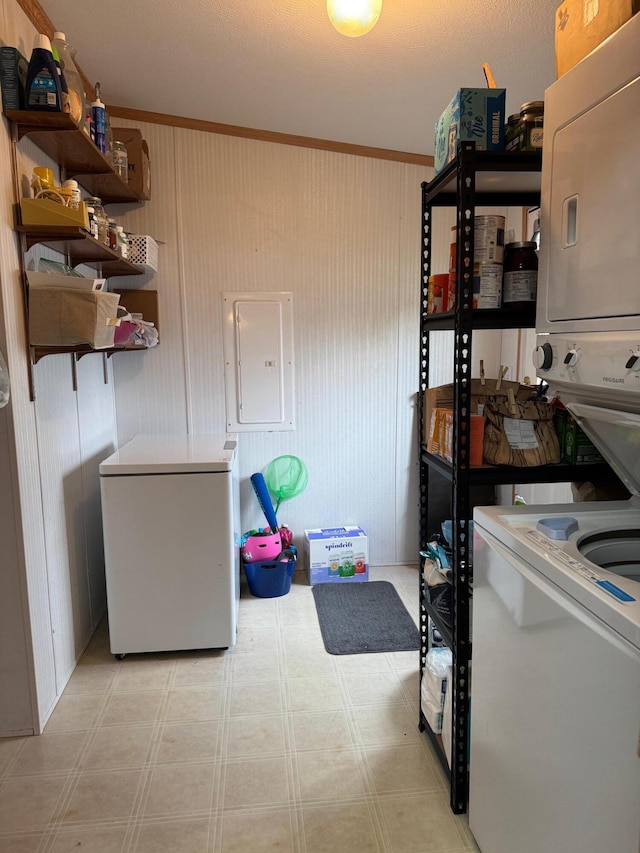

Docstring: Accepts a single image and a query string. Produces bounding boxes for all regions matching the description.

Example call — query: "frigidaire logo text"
[603,376,625,384]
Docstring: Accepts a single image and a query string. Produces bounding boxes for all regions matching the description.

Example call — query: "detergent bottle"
[25,34,63,111]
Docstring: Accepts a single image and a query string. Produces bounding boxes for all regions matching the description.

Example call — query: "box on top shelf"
[555,0,640,78]
[0,46,28,111]
[434,88,506,175]
[304,526,368,585]
[112,127,151,199]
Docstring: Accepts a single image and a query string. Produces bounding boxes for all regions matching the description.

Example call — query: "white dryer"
[99,434,240,656]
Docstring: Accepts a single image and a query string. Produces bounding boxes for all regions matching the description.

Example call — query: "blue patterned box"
[434,88,506,174]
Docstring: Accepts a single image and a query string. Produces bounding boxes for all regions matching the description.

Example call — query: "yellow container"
[20,198,90,230]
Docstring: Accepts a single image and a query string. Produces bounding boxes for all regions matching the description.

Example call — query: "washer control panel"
[534,332,640,393]
[524,528,637,604]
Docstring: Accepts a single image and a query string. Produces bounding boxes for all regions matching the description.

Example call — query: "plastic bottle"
[116,226,128,258]
[85,196,108,245]
[51,33,87,127]
[25,34,63,111]
[50,45,70,114]
[63,179,80,209]
[92,82,106,154]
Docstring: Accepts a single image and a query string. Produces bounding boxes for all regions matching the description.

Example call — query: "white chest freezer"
[99,434,240,656]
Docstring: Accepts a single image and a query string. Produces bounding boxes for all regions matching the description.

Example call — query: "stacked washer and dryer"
[469,14,640,853]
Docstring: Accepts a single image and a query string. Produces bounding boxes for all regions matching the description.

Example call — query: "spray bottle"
[25,34,63,111]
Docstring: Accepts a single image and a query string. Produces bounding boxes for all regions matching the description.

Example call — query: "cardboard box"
[554,407,604,464]
[434,88,506,175]
[304,526,368,585]
[443,411,485,467]
[555,0,640,77]
[28,288,121,348]
[0,46,28,111]
[112,127,151,199]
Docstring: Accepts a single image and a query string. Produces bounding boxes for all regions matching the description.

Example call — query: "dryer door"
[544,74,640,325]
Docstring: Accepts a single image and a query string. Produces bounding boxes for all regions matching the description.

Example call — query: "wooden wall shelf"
[17,226,144,276]
[5,110,145,203]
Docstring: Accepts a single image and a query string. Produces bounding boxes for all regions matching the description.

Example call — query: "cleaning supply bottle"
[25,34,63,111]
[51,32,87,127]
[50,44,70,114]
[92,82,106,154]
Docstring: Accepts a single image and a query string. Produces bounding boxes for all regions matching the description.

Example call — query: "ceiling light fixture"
[327,0,382,37]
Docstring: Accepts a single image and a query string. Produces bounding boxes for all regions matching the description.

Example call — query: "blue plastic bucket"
[244,554,296,598]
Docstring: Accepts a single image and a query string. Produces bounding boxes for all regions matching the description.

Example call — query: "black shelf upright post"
[449,141,476,813]
[418,181,433,748]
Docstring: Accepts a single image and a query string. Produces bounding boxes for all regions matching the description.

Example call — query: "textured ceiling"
[36,0,560,155]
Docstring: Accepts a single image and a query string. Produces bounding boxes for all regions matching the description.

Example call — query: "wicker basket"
[127,235,158,272]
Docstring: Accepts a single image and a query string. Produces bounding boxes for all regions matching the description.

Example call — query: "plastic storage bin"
[244,551,296,598]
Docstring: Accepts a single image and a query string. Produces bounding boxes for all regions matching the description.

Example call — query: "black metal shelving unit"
[417,142,618,815]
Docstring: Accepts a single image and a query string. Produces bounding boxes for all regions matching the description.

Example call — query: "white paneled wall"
[111,121,436,564]
[0,0,119,734]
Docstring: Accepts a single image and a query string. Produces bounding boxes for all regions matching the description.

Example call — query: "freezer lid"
[99,434,238,475]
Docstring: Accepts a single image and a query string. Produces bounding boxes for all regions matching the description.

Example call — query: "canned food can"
[427,274,448,314]
[473,262,503,309]
[474,215,505,263]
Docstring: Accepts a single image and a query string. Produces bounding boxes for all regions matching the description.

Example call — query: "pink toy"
[241,531,282,563]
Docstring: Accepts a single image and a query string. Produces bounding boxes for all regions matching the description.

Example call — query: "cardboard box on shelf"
[443,411,485,467]
[304,527,368,586]
[554,407,604,464]
[0,46,28,111]
[434,88,506,175]
[112,127,151,199]
[555,0,640,77]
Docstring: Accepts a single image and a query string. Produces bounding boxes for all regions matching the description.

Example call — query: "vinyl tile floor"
[0,565,480,853]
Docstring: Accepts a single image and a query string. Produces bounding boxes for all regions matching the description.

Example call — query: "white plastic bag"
[420,647,452,732]
[0,350,10,408]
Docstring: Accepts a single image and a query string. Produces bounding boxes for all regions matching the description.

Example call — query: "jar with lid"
[504,113,521,151]
[108,218,118,251]
[502,241,538,308]
[84,196,108,245]
[519,101,544,150]
[112,140,128,183]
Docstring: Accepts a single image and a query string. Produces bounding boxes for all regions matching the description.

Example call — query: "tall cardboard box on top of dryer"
[304,527,369,585]
[555,0,640,77]
[112,127,151,199]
